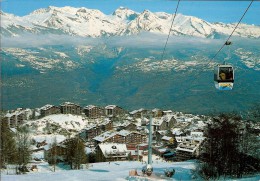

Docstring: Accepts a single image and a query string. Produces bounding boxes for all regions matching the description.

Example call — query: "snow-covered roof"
[172,128,183,136]
[5,109,26,117]
[129,108,145,115]
[105,105,117,109]
[84,105,96,110]
[60,102,80,106]
[157,130,167,135]
[161,136,172,141]
[163,110,172,114]
[158,148,167,153]
[33,134,66,145]
[93,131,117,142]
[118,129,131,136]
[99,143,128,158]
[152,108,161,112]
[152,118,164,126]
[40,104,55,111]
[162,114,174,122]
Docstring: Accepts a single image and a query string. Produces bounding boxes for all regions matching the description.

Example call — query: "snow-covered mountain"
[1,6,260,38]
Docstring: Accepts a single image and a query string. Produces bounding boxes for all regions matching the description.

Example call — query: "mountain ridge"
[1,6,260,38]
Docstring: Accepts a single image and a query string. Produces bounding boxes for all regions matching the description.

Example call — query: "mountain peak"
[113,7,138,20]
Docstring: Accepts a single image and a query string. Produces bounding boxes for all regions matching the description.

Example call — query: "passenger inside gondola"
[219,71,226,80]
[219,67,233,81]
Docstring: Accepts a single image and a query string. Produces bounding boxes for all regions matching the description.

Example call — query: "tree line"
[200,110,260,179]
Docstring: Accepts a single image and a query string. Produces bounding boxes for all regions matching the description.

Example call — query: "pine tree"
[203,114,241,178]
[0,119,18,167]
[202,113,260,178]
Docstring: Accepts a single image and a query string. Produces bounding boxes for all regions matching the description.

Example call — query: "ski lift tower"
[142,113,153,176]
[148,114,153,165]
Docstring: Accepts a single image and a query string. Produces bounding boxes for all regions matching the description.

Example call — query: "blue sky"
[1,0,259,25]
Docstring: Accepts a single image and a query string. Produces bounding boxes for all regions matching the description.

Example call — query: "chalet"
[60,102,82,115]
[129,108,148,118]
[125,122,138,131]
[92,131,118,145]
[163,115,176,129]
[44,144,67,163]
[83,105,104,118]
[99,119,113,132]
[152,108,163,118]
[96,143,128,162]
[79,125,102,142]
[117,130,147,146]
[105,105,125,117]
[152,117,167,131]
[40,104,60,117]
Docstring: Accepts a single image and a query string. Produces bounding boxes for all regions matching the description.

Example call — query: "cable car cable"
[143,0,181,109]
[161,0,181,61]
[210,0,254,63]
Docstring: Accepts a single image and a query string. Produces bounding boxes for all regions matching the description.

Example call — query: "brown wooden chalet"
[129,108,148,118]
[83,105,105,118]
[105,105,126,117]
[60,102,82,115]
[79,126,102,142]
[44,144,67,163]
[40,104,60,117]
[152,108,163,118]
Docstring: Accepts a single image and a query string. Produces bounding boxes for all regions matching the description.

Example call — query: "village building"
[129,108,148,118]
[155,130,167,143]
[40,104,60,117]
[105,105,125,117]
[83,105,104,118]
[60,102,82,115]
[92,131,118,145]
[152,118,167,131]
[44,144,67,163]
[152,108,163,118]
[117,130,147,146]
[98,119,113,132]
[79,125,102,142]
[163,115,177,129]
[96,143,128,162]
[175,132,205,161]
[92,129,147,146]
[4,110,27,128]
[163,110,173,116]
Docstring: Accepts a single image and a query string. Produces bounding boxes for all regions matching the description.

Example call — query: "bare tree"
[16,127,31,174]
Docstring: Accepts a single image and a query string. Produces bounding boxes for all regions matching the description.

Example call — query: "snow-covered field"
[2,160,260,181]
[1,160,197,181]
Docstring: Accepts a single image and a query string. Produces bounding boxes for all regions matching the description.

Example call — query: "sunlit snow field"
[2,160,260,181]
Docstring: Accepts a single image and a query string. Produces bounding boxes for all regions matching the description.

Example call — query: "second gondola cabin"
[214,64,234,90]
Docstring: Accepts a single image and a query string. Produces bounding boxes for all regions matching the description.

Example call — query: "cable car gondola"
[214,64,234,90]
